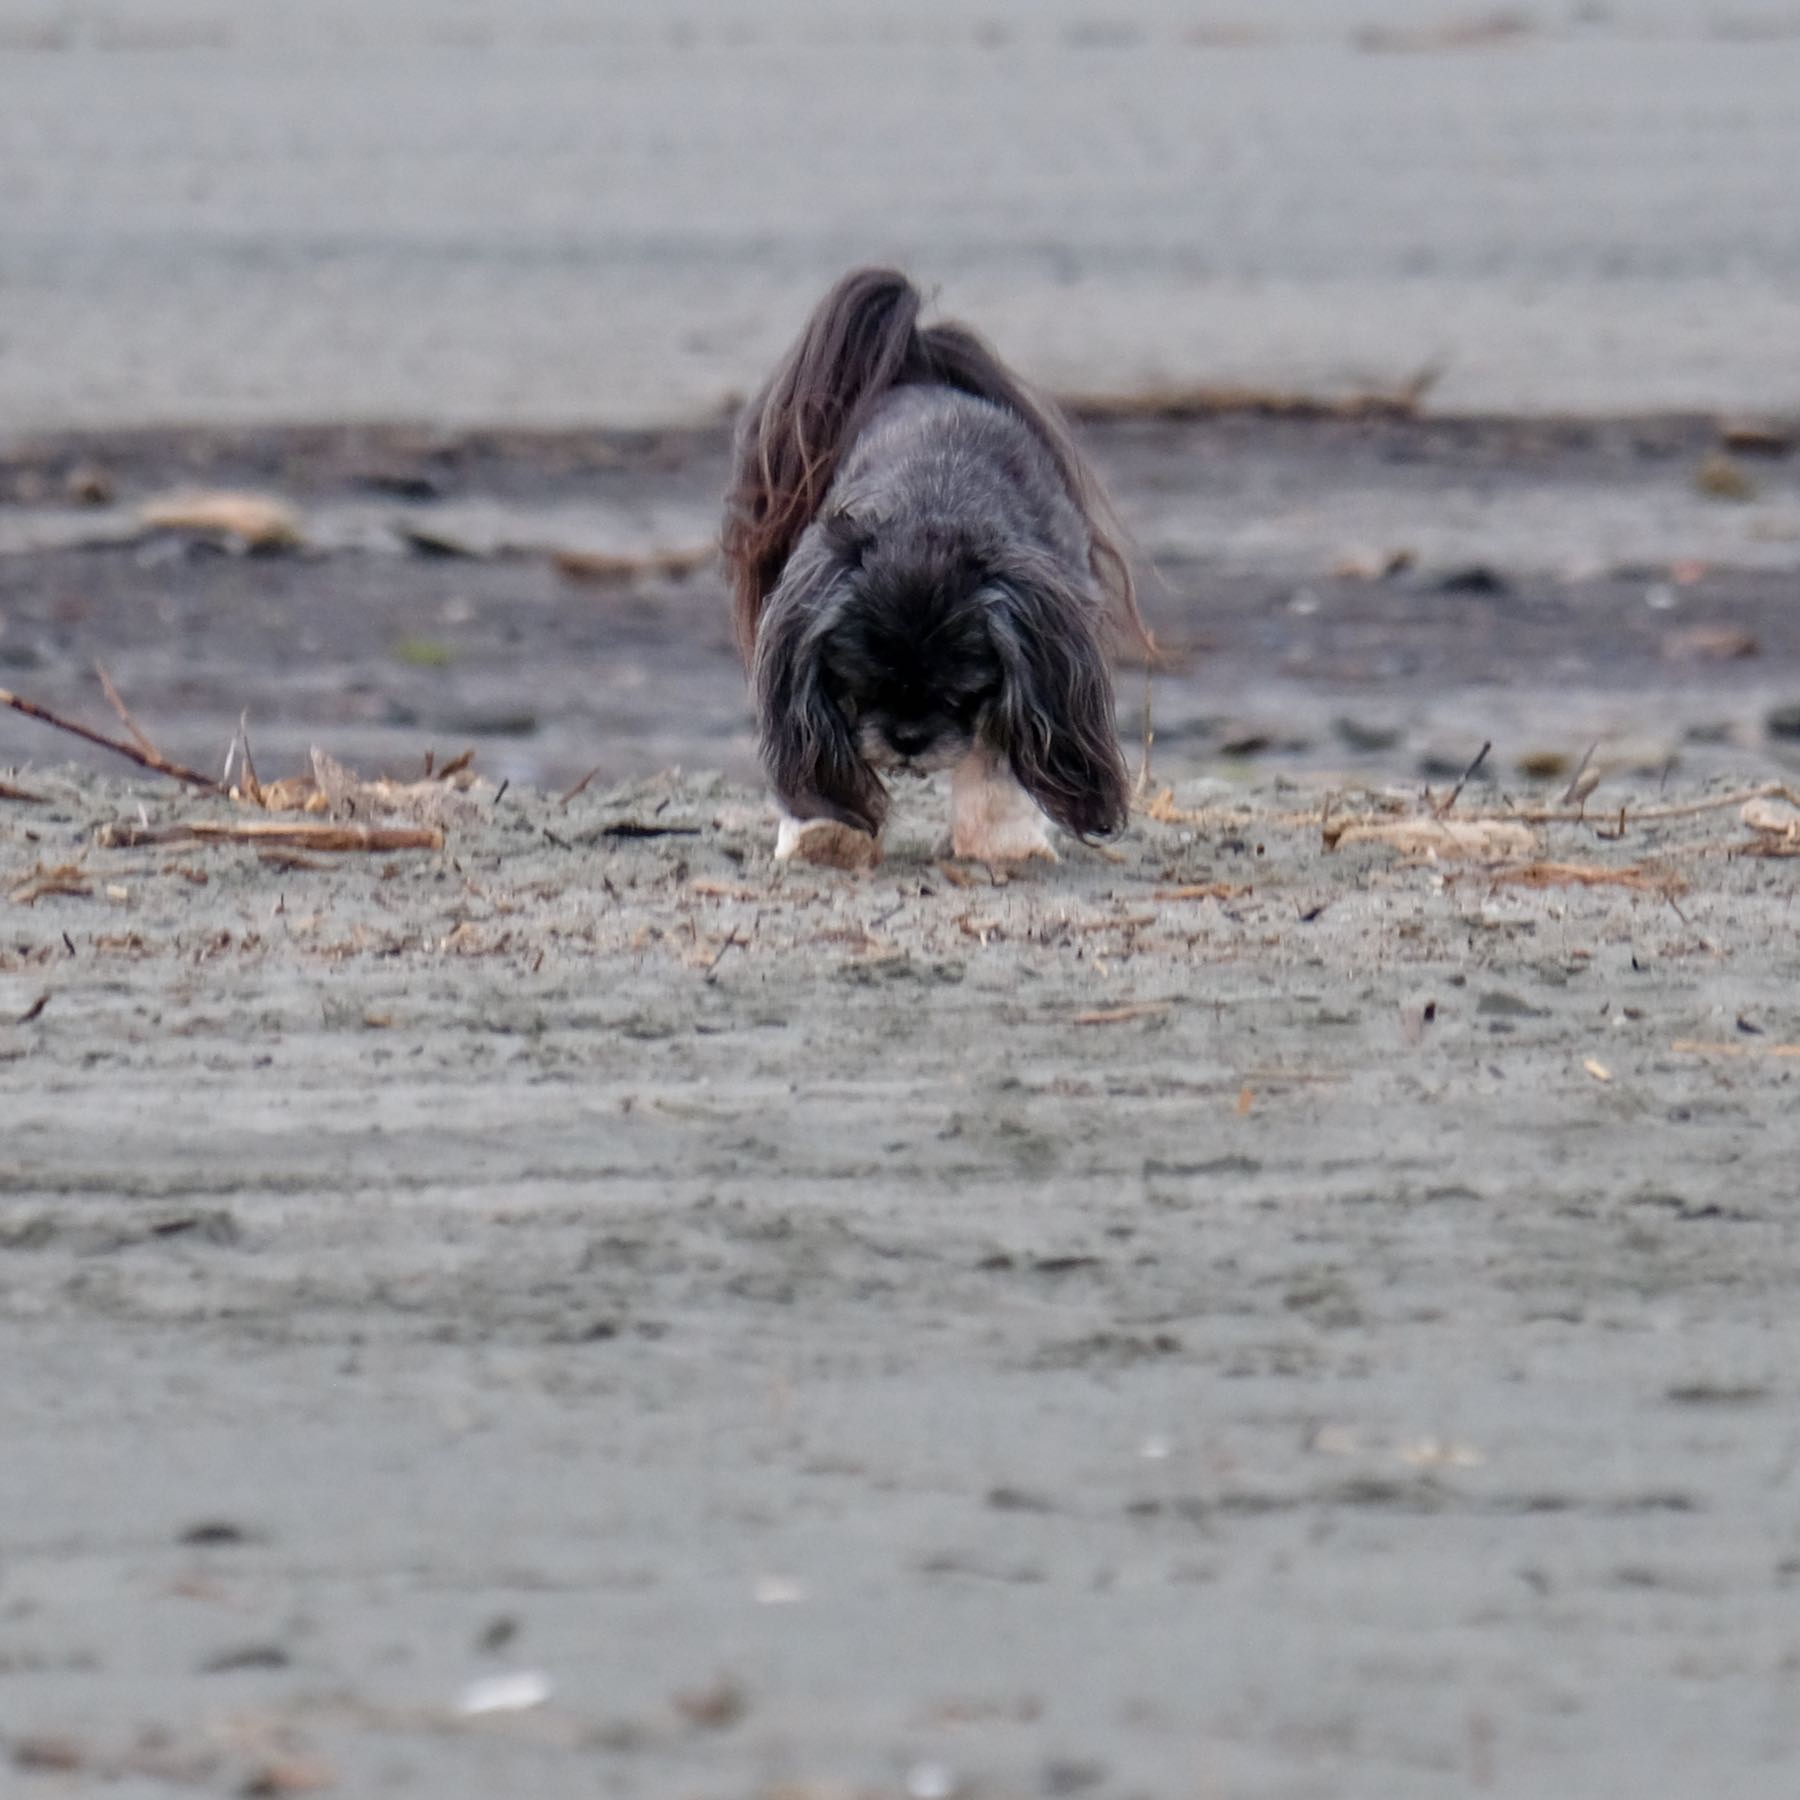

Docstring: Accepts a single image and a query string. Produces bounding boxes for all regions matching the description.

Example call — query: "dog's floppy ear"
[751,547,888,837]
[985,555,1130,840]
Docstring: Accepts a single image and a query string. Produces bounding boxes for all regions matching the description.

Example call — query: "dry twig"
[1489,862,1685,895]
[1073,1002,1171,1026]
[1432,740,1491,817]
[8,862,93,904]
[2,683,220,790]
[559,764,603,807]
[1489,782,1796,828]
[94,664,162,758]
[98,820,444,853]
[1153,883,1248,901]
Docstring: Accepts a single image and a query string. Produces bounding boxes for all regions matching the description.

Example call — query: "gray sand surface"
[5,0,1800,427]
[3,762,1798,1798]
[5,7,1800,1781]
[2,397,1798,1796]
[3,413,1799,801]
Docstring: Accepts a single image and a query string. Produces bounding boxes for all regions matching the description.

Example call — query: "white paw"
[775,815,883,870]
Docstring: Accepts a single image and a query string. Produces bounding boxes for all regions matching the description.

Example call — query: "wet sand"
[3,412,1799,798]
[3,756,1799,1798]
[4,407,1800,1795]
[7,6,1800,1790]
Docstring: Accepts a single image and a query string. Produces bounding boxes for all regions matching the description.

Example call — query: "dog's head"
[753,513,1129,839]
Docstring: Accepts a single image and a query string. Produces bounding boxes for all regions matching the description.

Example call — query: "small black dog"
[722,268,1145,864]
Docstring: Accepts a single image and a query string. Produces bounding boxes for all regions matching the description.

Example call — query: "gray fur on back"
[819,386,1099,604]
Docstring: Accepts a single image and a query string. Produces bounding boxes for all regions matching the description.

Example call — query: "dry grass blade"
[1672,1039,1800,1060]
[1560,742,1602,808]
[1073,1002,1171,1026]
[1324,815,1537,861]
[1139,786,1317,831]
[223,709,265,804]
[0,778,48,803]
[1139,787,1198,825]
[1486,782,1797,828]
[1,682,221,790]
[94,663,161,757]
[1432,740,1491,817]
[98,820,444,853]
[8,861,92,904]
[307,747,481,827]
[1135,659,1156,797]
[702,926,750,980]
[1153,883,1247,901]
[559,764,603,807]
[1490,862,1684,894]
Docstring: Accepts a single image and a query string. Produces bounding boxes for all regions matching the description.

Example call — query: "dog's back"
[721,266,1139,658]
[827,385,1095,594]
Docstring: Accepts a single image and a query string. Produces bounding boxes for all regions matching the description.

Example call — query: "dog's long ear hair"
[986,551,1132,841]
[750,539,889,836]
[722,266,1145,662]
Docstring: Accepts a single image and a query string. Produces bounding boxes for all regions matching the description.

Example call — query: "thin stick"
[1135,660,1156,798]
[1433,740,1491,817]
[1,778,48,804]
[1489,861,1681,893]
[559,764,603,807]
[94,663,162,759]
[1484,782,1796,828]
[702,925,750,981]
[1559,741,1600,807]
[98,819,443,852]
[236,710,263,802]
[1073,1001,1171,1026]
[2,684,220,790]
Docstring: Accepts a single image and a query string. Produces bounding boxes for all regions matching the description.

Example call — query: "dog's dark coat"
[722,268,1143,840]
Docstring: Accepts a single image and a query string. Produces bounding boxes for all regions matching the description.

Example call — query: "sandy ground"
[3,413,1799,799]
[5,7,1800,1793]
[0,408,1798,1795]
[2,392,1799,1800]
[3,753,1800,1799]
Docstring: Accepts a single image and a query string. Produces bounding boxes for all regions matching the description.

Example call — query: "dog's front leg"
[950,746,1057,863]
[774,812,884,870]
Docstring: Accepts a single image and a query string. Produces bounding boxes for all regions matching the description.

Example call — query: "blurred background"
[4,0,1800,425]
[2,0,1798,791]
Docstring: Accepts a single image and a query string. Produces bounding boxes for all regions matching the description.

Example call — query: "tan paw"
[775,816,883,870]
[950,819,1058,864]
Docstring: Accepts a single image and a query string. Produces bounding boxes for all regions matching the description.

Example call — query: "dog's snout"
[887,723,933,757]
